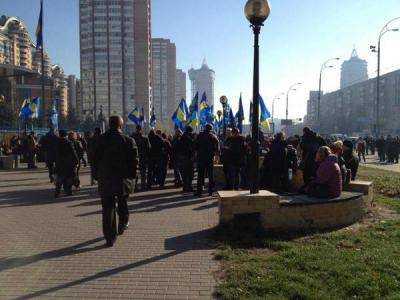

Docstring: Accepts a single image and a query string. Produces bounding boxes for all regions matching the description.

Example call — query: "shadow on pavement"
[75,191,210,217]
[0,237,105,273]
[15,229,216,300]
[0,186,98,208]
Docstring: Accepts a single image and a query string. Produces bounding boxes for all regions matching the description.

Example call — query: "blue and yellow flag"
[19,97,40,119]
[150,110,156,128]
[189,92,199,114]
[259,96,271,130]
[128,107,142,126]
[172,99,189,130]
[36,0,43,49]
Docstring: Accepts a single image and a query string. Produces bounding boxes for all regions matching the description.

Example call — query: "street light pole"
[272,93,283,135]
[317,57,340,131]
[245,0,270,194]
[285,82,302,121]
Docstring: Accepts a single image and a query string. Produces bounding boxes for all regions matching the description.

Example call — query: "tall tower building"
[340,48,368,89]
[151,38,176,130]
[188,59,215,106]
[175,68,186,105]
[79,0,151,121]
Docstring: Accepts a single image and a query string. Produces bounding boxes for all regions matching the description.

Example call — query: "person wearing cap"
[195,124,219,196]
[171,128,183,187]
[343,140,359,181]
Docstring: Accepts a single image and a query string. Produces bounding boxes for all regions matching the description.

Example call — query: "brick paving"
[0,166,219,299]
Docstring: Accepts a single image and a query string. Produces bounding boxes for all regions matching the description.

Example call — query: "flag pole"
[41,0,45,129]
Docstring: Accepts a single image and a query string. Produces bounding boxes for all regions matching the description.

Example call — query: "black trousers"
[101,195,129,242]
[197,161,214,194]
[46,160,55,180]
[181,159,194,191]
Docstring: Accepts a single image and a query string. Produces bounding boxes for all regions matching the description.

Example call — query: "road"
[0,166,219,299]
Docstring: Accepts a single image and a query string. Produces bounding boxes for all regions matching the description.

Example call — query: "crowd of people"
[2,116,400,246]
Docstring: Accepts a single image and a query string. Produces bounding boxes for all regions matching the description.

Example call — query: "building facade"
[0,15,73,123]
[79,0,152,121]
[188,59,215,106]
[317,69,400,135]
[340,48,368,89]
[151,38,176,131]
[304,91,320,128]
[175,68,186,106]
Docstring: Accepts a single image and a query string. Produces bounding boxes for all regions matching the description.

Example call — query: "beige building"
[175,68,186,106]
[79,0,152,121]
[151,38,176,131]
[188,59,215,106]
[0,15,73,122]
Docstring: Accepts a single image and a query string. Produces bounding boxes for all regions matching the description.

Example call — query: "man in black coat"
[55,130,79,198]
[147,130,165,188]
[40,127,59,183]
[195,124,219,196]
[225,128,247,190]
[93,116,138,247]
[132,125,151,191]
[179,126,195,192]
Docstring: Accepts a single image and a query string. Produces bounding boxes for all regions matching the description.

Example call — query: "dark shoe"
[106,239,115,247]
[194,191,202,197]
[54,192,60,199]
[118,222,129,235]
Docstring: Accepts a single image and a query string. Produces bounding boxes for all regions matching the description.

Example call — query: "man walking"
[55,130,79,198]
[40,126,59,183]
[93,116,138,247]
[195,124,219,196]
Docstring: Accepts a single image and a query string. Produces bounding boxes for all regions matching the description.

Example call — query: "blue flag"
[228,108,236,129]
[150,110,156,128]
[259,96,271,130]
[128,107,142,126]
[236,94,244,133]
[36,0,43,49]
[172,99,188,130]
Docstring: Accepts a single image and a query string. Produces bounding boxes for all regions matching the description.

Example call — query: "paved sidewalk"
[0,167,219,299]
[363,155,400,173]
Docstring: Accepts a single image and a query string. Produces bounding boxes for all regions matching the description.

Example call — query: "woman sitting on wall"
[306,146,342,199]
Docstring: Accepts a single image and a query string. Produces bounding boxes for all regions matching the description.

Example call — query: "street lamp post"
[219,96,228,140]
[317,57,340,131]
[272,93,284,135]
[370,17,399,136]
[216,110,223,136]
[285,82,302,121]
[245,0,270,194]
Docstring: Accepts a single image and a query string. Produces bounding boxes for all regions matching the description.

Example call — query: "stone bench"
[0,156,14,170]
[344,181,373,204]
[218,190,366,232]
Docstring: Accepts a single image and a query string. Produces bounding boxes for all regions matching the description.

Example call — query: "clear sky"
[1,0,400,121]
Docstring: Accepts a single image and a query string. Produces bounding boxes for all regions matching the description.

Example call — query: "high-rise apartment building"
[79,0,152,121]
[175,68,186,105]
[151,38,176,130]
[340,48,368,89]
[188,59,215,106]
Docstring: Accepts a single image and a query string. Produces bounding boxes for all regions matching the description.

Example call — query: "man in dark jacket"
[132,125,151,191]
[179,126,195,192]
[40,127,59,183]
[195,124,219,196]
[55,130,79,198]
[343,140,360,181]
[93,116,138,247]
[300,127,320,184]
[147,130,165,188]
[87,127,101,185]
[225,128,247,190]
[69,131,85,190]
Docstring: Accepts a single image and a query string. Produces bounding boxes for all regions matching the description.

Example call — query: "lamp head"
[392,28,399,32]
[220,96,228,105]
[217,110,222,117]
[245,0,270,26]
